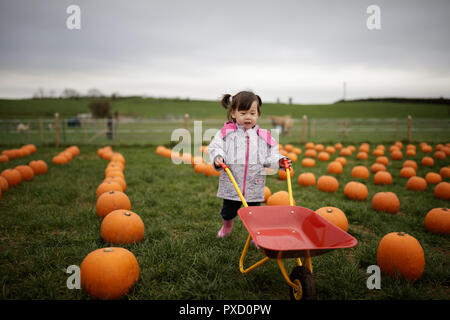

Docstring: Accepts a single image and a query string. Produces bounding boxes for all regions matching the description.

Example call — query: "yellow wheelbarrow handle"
[218,163,248,207]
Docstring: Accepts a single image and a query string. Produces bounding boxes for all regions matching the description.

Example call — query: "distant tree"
[61,88,80,99]
[87,88,103,98]
[32,87,45,99]
[111,92,120,100]
[88,99,111,118]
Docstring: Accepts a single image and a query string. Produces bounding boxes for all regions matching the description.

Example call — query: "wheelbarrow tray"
[238,205,358,259]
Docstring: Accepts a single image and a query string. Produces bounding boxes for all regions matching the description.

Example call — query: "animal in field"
[17,123,30,133]
[268,115,294,136]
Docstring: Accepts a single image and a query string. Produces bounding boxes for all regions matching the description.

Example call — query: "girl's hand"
[279,157,292,170]
[214,156,224,168]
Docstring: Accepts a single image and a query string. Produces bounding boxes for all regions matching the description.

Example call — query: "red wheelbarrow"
[219,160,358,300]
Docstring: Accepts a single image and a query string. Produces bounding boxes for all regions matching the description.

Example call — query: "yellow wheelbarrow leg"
[276,251,302,292]
[239,234,270,274]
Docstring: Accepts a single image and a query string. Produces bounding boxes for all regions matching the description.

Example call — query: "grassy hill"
[0,97,449,120]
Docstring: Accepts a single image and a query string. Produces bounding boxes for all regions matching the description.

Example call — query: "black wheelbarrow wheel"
[289,266,317,300]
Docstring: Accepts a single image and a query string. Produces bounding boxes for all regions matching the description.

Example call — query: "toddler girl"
[208,91,291,238]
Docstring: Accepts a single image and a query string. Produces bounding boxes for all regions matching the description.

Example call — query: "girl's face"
[231,100,260,130]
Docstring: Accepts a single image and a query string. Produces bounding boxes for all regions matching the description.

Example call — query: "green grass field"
[1,144,449,300]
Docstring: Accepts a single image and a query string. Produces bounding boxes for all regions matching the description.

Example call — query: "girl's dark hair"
[221,91,262,122]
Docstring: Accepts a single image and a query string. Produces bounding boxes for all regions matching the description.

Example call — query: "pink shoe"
[217,219,233,238]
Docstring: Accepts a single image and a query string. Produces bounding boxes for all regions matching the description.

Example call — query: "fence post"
[54,113,60,147]
[301,115,307,143]
[311,119,316,139]
[184,113,190,131]
[407,115,412,142]
[114,111,119,141]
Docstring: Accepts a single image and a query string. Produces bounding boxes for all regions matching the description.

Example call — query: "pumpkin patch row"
[80,147,142,300]
[0,159,48,201]
[0,144,37,162]
[52,146,80,165]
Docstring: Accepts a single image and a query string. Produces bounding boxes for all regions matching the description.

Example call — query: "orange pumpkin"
[434,182,450,200]
[304,149,317,158]
[100,210,145,244]
[400,167,416,179]
[375,156,389,166]
[0,176,8,192]
[372,192,400,214]
[370,163,386,174]
[286,152,298,163]
[1,169,22,187]
[421,145,433,153]
[105,170,125,179]
[96,190,131,218]
[193,163,207,174]
[284,144,294,152]
[373,148,384,156]
[293,147,302,155]
[339,148,352,156]
[440,166,450,178]
[80,247,139,300]
[334,143,343,150]
[406,176,427,191]
[314,144,324,152]
[278,168,295,180]
[317,176,339,193]
[424,208,450,235]
[301,158,316,167]
[204,163,220,177]
[377,232,425,282]
[267,191,295,206]
[67,146,80,156]
[305,142,315,149]
[191,156,204,166]
[156,145,166,156]
[325,146,335,154]
[357,152,368,160]
[111,153,125,165]
[335,157,347,166]
[0,155,8,162]
[14,165,34,181]
[315,207,348,232]
[403,160,418,170]
[29,160,48,175]
[264,186,271,202]
[425,172,442,185]
[104,176,127,191]
[359,143,370,153]
[317,152,330,161]
[434,151,446,160]
[405,149,416,157]
[327,161,343,175]
[390,150,403,160]
[421,156,434,167]
[52,155,67,165]
[351,166,370,180]
[344,181,368,201]
[297,172,316,187]
[96,181,123,198]
[373,171,392,185]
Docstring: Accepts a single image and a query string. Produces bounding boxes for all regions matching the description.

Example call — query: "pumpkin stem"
[104,248,113,252]
[109,190,114,194]
[327,208,333,213]
[397,232,406,236]
[125,211,131,216]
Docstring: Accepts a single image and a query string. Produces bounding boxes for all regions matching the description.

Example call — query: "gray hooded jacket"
[208,122,284,202]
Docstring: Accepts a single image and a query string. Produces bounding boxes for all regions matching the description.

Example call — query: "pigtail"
[221,94,232,110]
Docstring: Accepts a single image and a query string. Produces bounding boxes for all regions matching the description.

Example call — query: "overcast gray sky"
[1,0,449,103]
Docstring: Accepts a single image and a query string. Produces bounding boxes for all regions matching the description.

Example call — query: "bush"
[88,99,111,118]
